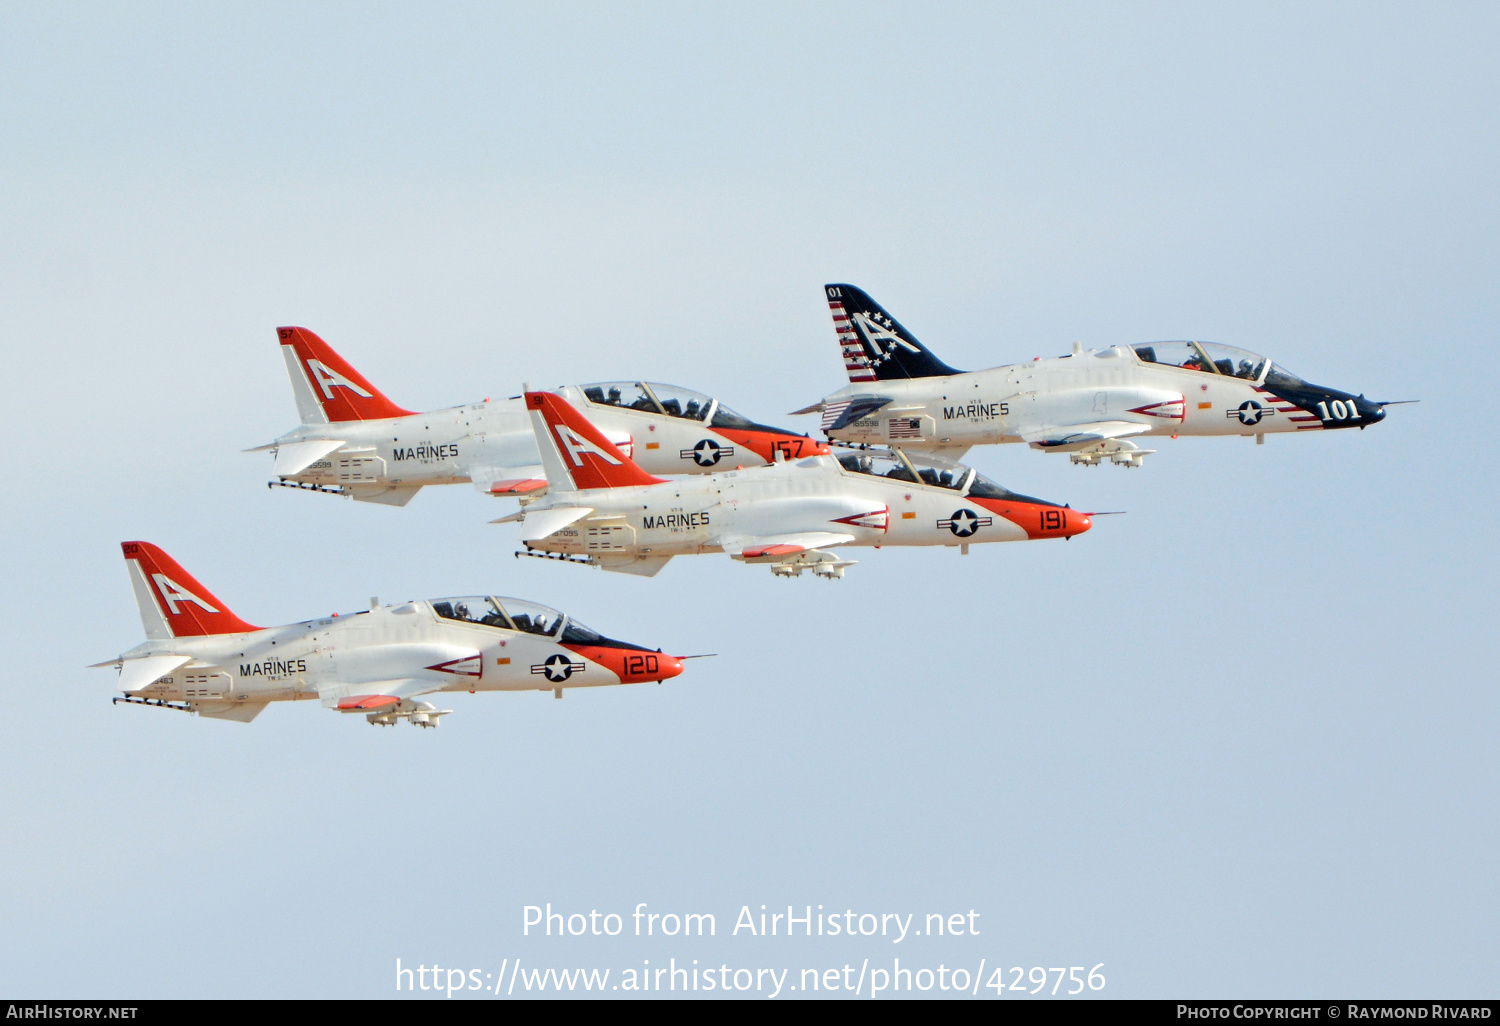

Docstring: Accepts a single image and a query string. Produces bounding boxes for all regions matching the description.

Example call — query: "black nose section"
[1301,385,1385,429]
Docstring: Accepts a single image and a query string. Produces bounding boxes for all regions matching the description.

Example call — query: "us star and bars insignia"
[938,508,992,537]
[681,438,734,466]
[1227,400,1275,426]
[532,654,586,682]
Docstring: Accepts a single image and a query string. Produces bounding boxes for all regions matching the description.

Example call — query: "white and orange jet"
[494,391,1091,579]
[93,542,686,726]
[252,327,826,505]
[795,284,1397,467]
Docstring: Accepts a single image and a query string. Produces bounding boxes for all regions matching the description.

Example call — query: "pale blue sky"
[1,2,1495,998]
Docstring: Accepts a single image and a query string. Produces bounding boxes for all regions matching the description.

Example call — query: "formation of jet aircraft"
[795,284,1394,467]
[99,286,1397,725]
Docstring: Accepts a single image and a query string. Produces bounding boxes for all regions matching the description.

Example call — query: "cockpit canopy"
[580,381,713,421]
[428,596,647,649]
[1131,341,1305,388]
[431,596,562,634]
[836,449,1045,504]
[576,381,768,433]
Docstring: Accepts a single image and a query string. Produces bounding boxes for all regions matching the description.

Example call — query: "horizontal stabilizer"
[1020,421,1153,451]
[787,401,824,416]
[113,654,193,692]
[828,396,895,431]
[517,505,595,542]
[273,438,346,477]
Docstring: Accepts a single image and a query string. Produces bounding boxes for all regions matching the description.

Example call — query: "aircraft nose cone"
[658,654,685,681]
[1070,513,1093,536]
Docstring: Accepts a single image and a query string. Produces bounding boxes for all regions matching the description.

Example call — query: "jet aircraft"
[253,327,826,505]
[94,541,685,726]
[494,391,1091,578]
[795,284,1395,467]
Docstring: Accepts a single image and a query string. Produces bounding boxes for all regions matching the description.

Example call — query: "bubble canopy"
[574,381,784,434]
[835,449,1050,505]
[428,597,651,650]
[1130,341,1307,387]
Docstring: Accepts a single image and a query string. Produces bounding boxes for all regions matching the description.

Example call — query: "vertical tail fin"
[277,327,415,422]
[823,284,963,381]
[525,392,665,492]
[121,542,259,638]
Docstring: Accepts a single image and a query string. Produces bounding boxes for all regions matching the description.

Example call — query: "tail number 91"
[1038,510,1067,532]
[625,654,660,676]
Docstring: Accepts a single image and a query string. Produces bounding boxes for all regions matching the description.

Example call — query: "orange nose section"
[562,644,684,684]
[712,428,831,463]
[971,498,1091,539]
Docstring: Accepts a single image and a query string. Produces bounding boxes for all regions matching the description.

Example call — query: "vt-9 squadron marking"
[92,542,685,726]
[794,284,1400,467]
[494,392,1091,579]
[251,327,825,505]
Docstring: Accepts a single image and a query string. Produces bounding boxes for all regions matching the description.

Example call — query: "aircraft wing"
[272,438,346,477]
[715,531,856,561]
[1020,421,1153,450]
[469,464,549,497]
[316,677,441,711]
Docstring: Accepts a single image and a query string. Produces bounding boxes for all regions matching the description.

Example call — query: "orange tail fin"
[525,391,665,491]
[277,327,414,422]
[121,542,259,638]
